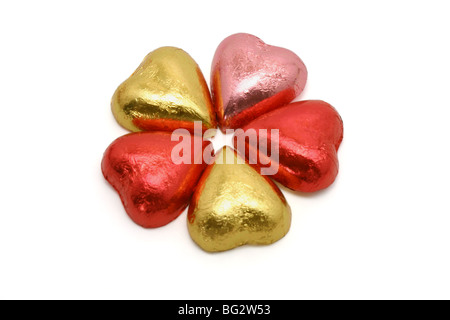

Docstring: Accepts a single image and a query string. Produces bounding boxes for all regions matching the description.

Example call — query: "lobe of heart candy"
[235,100,344,193]
[111,47,216,134]
[102,132,212,228]
[211,33,307,132]
[187,146,291,252]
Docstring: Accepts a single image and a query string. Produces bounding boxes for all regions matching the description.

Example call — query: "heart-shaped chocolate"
[112,47,216,133]
[102,132,212,228]
[187,146,291,252]
[234,100,343,192]
[211,33,307,131]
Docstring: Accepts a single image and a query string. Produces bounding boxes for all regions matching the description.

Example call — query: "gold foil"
[111,47,216,132]
[188,147,291,252]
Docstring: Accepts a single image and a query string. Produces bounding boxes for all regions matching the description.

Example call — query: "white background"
[0,1,449,300]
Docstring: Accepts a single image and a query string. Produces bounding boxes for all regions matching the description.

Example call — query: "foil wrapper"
[112,47,216,134]
[102,132,212,228]
[235,100,343,192]
[188,147,291,252]
[211,33,307,131]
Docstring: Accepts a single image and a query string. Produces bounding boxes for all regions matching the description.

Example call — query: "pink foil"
[211,33,308,131]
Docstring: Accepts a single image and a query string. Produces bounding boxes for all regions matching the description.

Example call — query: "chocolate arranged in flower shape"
[102,33,343,252]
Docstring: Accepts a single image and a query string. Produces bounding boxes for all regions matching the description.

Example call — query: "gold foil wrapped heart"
[112,47,216,133]
[187,146,291,252]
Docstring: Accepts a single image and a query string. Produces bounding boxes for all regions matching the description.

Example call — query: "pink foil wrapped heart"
[211,33,308,131]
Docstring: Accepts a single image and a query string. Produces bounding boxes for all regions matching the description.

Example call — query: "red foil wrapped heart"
[102,132,212,228]
[234,100,343,192]
[211,33,307,132]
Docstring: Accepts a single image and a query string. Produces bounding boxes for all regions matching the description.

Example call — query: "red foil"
[102,132,212,228]
[235,100,343,192]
